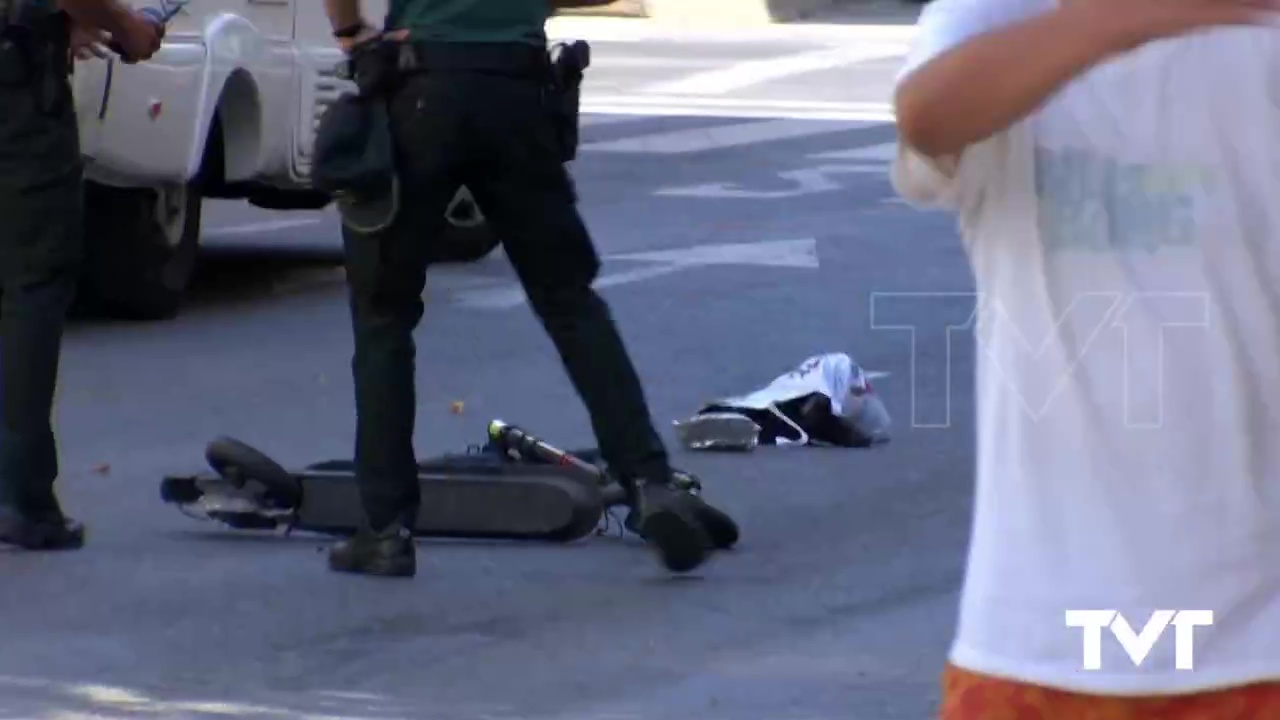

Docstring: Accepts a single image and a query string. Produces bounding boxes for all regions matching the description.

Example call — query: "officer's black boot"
[688,496,739,550]
[625,485,739,551]
[328,522,416,578]
[626,477,714,573]
[0,506,85,551]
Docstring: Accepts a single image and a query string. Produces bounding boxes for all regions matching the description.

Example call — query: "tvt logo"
[1066,610,1214,671]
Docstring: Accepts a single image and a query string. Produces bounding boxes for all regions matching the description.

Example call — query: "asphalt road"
[0,11,987,720]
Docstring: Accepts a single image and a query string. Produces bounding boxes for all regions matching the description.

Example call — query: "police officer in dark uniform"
[0,0,161,550]
[319,0,739,577]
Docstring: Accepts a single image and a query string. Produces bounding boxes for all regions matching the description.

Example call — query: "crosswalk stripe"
[579,118,873,155]
[580,103,894,122]
[579,114,649,127]
[808,141,897,162]
[547,16,920,45]
[592,56,726,69]
[644,44,909,96]
[586,95,894,113]
[580,96,896,122]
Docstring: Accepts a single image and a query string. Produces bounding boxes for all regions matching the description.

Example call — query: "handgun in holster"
[547,39,590,162]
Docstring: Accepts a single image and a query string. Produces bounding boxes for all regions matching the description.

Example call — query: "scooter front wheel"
[205,436,302,508]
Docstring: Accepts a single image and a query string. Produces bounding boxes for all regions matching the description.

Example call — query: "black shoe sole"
[694,502,739,550]
[328,555,416,578]
[629,499,739,551]
[327,545,417,578]
[639,508,710,573]
[0,523,85,551]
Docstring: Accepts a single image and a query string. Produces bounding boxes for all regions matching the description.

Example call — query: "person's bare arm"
[895,0,1279,160]
[325,0,389,52]
[59,0,164,61]
[325,0,364,33]
[57,0,136,37]
[895,8,1124,160]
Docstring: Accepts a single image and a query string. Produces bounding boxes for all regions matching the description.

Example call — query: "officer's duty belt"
[397,41,549,80]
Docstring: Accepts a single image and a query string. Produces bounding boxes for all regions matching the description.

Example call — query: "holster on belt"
[547,40,590,162]
[338,39,403,99]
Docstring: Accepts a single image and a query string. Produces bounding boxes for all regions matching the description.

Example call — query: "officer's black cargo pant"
[0,39,83,516]
[343,46,672,530]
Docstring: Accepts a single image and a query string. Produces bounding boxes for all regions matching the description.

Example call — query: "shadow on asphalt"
[68,245,346,326]
[69,243,515,326]
[164,527,645,551]
[187,245,345,304]
[0,674,415,720]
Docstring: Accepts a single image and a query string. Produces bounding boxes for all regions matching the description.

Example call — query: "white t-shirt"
[893,0,1280,696]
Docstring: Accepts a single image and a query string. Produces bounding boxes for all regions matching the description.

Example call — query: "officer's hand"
[70,22,110,61]
[337,25,382,55]
[338,27,410,55]
[114,10,165,63]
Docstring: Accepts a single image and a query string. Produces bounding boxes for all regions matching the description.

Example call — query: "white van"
[71,1,497,320]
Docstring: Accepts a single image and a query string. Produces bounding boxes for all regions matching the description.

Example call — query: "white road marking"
[204,218,324,237]
[656,163,887,198]
[809,141,897,162]
[547,17,920,45]
[580,118,872,154]
[455,238,818,310]
[592,56,726,68]
[582,104,896,123]
[579,114,648,127]
[611,238,818,268]
[581,96,896,122]
[644,44,908,96]
[586,96,894,113]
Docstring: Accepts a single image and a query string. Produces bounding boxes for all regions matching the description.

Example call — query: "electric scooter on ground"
[160,420,736,547]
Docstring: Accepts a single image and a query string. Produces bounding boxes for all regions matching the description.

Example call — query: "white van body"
[71,0,494,319]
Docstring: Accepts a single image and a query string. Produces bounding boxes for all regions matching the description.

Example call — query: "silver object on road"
[673,411,761,452]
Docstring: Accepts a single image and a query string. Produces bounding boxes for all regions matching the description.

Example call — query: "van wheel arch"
[78,74,268,321]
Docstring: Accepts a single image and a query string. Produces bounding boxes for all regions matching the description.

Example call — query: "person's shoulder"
[902,0,1050,81]
[915,0,1050,32]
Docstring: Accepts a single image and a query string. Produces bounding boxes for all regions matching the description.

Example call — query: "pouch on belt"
[312,93,399,234]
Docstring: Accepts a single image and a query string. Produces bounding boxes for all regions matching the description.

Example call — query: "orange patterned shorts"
[940,663,1280,720]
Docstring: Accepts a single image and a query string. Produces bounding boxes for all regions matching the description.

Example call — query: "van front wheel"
[80,181,202,321]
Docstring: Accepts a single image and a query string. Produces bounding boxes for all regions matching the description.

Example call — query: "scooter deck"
[161,461,605,542]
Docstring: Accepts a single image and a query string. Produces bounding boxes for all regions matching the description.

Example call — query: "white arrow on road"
[454,238,819,310]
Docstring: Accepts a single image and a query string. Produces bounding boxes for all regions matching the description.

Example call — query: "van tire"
[80,181,202,321]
